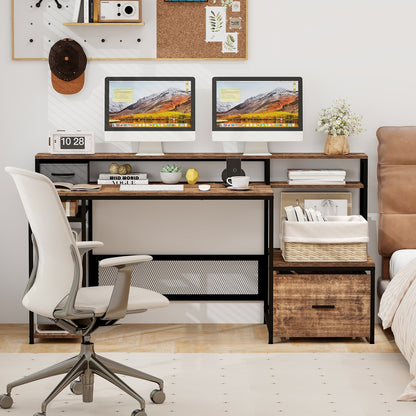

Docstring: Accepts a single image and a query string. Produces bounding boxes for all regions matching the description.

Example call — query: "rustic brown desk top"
[58,183,274,198]
[36,152,368,160]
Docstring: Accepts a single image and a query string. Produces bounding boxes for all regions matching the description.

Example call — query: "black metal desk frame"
[31,154,274,344]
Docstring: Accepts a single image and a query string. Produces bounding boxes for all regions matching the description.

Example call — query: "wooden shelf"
[269,153,368,160]
[36,153,271,160]
[270,181,364,189]
[63,22,144,26]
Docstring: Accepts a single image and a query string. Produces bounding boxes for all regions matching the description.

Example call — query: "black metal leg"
[268,197,274,344]
[370,268,375,344]
[28,225,34,344]
[29,311,34,344]
[360,158,368,220]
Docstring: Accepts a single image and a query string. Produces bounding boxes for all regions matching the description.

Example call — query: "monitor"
[212,76,303,155]
[105,76,196,155]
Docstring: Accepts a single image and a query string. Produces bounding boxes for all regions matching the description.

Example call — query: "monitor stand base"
[243,142,271,156]
[135,142,164,156]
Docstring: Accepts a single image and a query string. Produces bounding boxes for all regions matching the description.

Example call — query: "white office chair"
[1,167,169,416]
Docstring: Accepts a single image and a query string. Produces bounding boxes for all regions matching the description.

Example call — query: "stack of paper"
[287,169,346,185]
[284,205,326,222]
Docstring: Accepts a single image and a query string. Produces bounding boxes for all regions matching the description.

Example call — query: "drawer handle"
[312,305,335,309]
[51,173,75,177]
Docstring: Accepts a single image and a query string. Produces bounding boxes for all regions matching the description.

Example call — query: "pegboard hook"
[36,0,62,8]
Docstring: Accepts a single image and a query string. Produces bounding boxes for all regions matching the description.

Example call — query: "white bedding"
[390,249,416,279]
[379,255,416,400]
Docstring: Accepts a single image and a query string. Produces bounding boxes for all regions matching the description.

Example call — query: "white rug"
[0,353,415,416]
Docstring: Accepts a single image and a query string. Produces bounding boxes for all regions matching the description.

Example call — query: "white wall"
[2,0,416,323]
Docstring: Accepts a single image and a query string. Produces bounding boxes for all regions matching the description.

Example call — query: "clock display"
[49,131,94,154]
[59,136,86,150]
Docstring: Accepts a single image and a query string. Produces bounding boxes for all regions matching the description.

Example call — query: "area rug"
[0,353,414,416]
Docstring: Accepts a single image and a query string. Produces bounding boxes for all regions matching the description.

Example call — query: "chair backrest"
[5,167,81,319]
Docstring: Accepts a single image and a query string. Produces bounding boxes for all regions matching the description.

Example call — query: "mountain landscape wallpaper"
[216,82,299,128]
[108,83,192,128]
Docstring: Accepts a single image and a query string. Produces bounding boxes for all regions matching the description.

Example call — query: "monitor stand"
[136,142,164,156]
[243,142,271,156]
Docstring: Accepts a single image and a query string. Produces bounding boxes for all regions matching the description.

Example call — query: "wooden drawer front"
[39,163,88,184]
[273,273,371,338]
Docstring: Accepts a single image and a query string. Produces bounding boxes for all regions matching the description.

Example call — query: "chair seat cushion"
[74,286,169,316]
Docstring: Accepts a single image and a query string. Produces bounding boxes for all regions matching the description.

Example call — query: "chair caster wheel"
[0,394,13,409]
[131,409,147,416]
[150,389,166,404]
[70,380,83,395]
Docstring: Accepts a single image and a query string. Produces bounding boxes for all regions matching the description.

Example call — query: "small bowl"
[198,184,210,191]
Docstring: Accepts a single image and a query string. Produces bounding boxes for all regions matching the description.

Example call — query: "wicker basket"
[281,215,368,262]
[282,241,367,262]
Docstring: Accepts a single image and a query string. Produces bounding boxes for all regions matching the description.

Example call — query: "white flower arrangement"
[316,98,364,137]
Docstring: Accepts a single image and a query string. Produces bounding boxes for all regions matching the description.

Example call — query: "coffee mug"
[226,176,250,188]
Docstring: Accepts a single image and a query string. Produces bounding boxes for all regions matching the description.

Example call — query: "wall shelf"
[270,181,364,189]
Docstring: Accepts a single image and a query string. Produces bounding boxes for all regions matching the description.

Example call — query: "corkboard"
[157,0,247,60]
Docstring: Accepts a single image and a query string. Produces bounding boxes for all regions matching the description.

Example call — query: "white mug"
[226,176,250,188]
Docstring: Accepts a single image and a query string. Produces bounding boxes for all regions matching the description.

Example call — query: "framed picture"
[280,192,352,219]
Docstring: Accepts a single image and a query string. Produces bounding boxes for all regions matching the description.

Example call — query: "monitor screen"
[212,76,302,134]
[105,77,195,133]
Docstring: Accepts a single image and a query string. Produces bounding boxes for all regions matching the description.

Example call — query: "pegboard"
[12,0,157,60]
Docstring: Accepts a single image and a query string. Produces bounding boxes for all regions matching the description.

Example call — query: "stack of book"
[97,172,148,185]
[287,169,346,185]
[73,0,99,23]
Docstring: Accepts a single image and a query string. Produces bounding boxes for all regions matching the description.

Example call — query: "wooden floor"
[0,324,399,354]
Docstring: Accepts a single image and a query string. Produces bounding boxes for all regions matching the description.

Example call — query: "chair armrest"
[99,255,152,269]
[76,241,104,257]
[99,255,153,320]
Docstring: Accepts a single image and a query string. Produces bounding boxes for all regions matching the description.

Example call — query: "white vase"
[160,171,182,184]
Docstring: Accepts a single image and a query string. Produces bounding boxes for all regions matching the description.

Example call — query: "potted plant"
[160,164,182,184]
[316,98,364,155]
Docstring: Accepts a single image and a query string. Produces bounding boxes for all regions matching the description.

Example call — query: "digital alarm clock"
[49,131,95,154]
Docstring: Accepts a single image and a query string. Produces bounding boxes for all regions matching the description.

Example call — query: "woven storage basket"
[282,241,367,262]
[281,215,368,262]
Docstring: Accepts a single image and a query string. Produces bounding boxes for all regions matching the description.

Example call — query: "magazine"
[54,182,101,191]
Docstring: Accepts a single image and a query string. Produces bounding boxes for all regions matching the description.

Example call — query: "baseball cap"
[48,38,87,94]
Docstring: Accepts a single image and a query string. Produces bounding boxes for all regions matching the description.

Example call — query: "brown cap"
[48,39,87,95]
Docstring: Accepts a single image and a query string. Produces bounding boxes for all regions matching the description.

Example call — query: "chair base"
[0,339,165,416]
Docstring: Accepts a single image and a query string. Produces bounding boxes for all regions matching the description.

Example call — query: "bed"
[377,126,416,400]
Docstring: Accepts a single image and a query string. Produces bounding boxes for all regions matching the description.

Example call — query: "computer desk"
[31,152,370,344]
[29,160,275,343]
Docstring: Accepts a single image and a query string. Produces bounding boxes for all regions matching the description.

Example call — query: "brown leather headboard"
[378,127,416,262]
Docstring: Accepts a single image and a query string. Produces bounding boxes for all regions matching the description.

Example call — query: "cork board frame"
[157,0,247,60]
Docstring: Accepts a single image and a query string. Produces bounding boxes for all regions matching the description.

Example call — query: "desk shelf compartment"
[92,254,267,301]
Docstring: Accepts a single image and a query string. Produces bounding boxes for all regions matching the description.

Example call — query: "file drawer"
[39,163,88,184]
[273,272,371,339]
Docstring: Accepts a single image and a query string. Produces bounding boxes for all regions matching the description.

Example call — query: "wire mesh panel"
[98,259,259,295]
